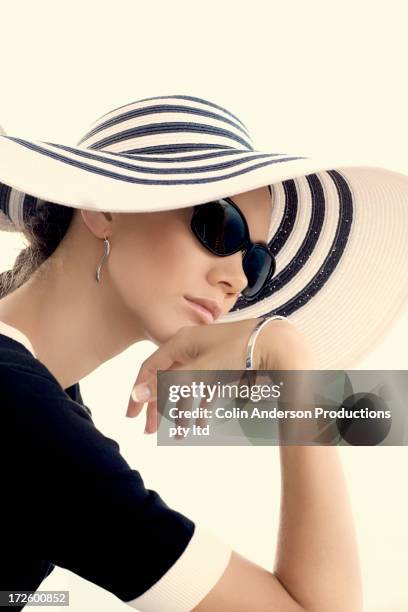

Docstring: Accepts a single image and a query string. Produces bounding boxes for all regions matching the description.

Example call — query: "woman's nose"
[207,251,248,295]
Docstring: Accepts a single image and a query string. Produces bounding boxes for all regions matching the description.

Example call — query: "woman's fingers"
[126,376,157,418]
[126,357,174,419]
[144,400,159,434]
[126,327,199,418]
[127,383,154,417]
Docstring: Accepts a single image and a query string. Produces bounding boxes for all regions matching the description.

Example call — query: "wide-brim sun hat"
[1,94,408,370]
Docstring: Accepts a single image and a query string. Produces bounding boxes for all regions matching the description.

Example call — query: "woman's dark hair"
[0,185,273,299]
[0,202,75,299]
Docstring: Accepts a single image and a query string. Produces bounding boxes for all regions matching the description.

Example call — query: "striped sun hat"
[1,94,408,369]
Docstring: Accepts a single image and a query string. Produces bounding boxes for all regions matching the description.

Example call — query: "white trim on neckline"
[0,320,37,358]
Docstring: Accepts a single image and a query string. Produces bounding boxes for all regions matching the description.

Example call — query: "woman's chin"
[144,322,194,346]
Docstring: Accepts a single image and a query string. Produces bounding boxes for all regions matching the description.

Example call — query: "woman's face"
[108,186,272,344]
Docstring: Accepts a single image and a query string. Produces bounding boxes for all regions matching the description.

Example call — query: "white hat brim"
[1,134,408,370]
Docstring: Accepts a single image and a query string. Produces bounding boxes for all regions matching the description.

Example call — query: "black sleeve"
[1,366,231,609]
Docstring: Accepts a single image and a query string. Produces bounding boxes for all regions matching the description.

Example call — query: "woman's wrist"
[245,315,291,370]
[250,316,303,370]
[271,323,315,371]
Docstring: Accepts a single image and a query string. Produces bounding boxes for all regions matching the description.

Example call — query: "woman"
[2,92,407,611]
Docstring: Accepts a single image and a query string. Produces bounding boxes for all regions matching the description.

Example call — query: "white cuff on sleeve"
[126,524,232,611]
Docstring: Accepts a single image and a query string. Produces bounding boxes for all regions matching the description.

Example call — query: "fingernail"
[132,384,151,402]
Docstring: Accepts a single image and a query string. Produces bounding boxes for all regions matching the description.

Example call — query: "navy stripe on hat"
[5,137,307,186]
[86,123,255,152]
[43,142,285,174]
[232,169,353,315]
[78,104,253,146]
[92,94,252,133]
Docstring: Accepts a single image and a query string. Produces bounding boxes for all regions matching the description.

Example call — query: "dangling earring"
[95,236,111,283]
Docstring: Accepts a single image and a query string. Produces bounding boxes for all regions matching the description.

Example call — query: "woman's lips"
[183,297,214,324]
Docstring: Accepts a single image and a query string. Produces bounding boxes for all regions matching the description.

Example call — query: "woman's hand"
[126,316,312,434]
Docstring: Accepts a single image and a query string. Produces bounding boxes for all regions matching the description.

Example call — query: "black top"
[0,333,206,609]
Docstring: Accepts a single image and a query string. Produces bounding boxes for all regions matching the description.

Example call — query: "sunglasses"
[190,197,276,300]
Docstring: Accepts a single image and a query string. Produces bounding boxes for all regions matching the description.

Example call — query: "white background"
[1,1,407,610]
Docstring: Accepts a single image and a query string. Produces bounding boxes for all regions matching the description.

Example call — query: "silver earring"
[95,237,110,283]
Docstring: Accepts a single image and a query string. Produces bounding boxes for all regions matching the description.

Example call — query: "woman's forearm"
[268,328,363,612]
[274,446,363,612]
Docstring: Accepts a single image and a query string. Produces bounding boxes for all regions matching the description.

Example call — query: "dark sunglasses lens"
[192,201,247,254]
[242,246,275,299]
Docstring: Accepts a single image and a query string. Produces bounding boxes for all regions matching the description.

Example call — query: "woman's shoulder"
[0,338,122,473]
[0,335,92,421]
[0,341,58,390]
